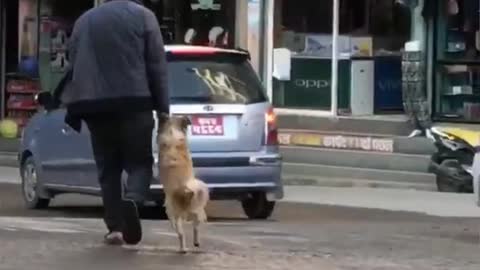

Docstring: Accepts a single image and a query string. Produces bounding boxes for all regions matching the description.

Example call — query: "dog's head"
[157,114,192,168]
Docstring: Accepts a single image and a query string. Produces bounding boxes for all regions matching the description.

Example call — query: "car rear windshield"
[167,54,267,104]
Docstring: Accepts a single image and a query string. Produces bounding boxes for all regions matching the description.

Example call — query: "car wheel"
[241,192,275,220]
[21,156,50,209]
[152,200,168,220]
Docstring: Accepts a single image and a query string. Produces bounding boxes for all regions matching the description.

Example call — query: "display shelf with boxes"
[3,73,41,135]
[433,0,480,122]
[435,63,480,121]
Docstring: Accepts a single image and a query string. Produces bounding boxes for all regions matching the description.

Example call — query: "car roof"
[164,45,249,56]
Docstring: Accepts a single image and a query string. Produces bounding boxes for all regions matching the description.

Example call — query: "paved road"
[0,181,480,270]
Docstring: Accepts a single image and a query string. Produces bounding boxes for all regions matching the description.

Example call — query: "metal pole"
[265,0,274,102]
[330,0,339,117]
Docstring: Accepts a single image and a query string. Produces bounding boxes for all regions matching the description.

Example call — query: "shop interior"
[434,0,480,122]
[1,0,94,131]
[272,0,411,115]
[146,0,236,47]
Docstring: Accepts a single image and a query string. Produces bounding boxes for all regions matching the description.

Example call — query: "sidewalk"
[283,185,480,218]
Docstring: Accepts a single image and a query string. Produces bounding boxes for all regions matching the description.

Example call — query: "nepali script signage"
[279,132,394,153]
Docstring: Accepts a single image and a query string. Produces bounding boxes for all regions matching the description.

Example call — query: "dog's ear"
[175,116,191,133]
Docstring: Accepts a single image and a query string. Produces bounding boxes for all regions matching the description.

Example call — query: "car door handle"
[61,125,73,135]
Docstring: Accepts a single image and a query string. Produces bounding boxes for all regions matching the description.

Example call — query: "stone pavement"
[0,212,479,270]
[2,165,480,218]
[0,217,336,270]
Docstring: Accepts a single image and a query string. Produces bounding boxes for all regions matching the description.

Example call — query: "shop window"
[272,0,410,112]
[434,0,480,122]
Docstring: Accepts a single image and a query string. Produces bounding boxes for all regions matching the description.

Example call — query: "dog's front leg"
[175,218,187,253]
[165,202,176,231]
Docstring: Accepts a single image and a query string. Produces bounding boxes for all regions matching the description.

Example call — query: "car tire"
[153,201,169,220]
[241,192,275,220]
[21,156,50,209]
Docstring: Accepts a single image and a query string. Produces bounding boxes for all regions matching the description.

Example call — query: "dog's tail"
[172,187,195,211]
[172,179,209,213]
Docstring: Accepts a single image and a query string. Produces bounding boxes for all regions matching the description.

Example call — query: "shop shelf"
[7,89,38,94]
[7,106,37,111]
[442,93,480,97]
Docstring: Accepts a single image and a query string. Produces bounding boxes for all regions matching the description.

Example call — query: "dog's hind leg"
[175,218,187,253]
[193,216,200,248]
[193,209,206,248]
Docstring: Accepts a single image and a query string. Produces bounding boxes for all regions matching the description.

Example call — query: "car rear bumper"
[148,181,282,201]
[150,153,283,201]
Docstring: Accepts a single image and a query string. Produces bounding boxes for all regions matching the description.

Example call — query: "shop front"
[0,0,96,134]
[268,0,411,115]
[432,0,480,123]
[0,0,267,137]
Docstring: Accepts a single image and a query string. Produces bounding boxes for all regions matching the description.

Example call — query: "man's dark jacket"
[59,0,169,128]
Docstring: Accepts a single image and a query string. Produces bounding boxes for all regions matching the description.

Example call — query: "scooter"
[472,150,480,206]
[427,127,479,193]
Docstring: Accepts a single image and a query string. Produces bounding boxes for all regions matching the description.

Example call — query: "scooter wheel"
[436,159,472,193]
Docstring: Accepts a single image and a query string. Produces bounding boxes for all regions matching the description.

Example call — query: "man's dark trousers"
[84,111,154,233]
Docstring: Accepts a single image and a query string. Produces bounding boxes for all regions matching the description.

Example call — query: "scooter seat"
[439,127,480,148]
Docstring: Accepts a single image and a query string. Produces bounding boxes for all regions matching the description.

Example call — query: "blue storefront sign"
[374,56,404,112]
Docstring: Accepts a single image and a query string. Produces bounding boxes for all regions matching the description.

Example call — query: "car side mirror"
[35,91,54,110]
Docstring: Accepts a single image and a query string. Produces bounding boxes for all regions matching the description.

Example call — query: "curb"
[282,175,438,192]
[0,152,18,168]
[1,153,438,192]
[278,130,435,156]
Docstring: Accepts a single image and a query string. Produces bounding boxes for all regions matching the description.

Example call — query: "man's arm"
[143,9,170,115]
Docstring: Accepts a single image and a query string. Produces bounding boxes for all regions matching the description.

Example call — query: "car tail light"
[264,107,278,146]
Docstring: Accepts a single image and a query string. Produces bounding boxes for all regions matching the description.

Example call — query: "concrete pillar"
[410,0,426,50]
[235,0,248,49]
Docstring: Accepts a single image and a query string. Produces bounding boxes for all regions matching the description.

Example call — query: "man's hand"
[156,112,169,129]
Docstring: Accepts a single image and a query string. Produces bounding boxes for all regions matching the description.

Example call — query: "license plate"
[191,115,224,136]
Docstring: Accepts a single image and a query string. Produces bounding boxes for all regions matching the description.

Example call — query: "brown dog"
[157,114,209,253]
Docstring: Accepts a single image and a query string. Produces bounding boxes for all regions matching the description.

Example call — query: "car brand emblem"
[203,105,214,112]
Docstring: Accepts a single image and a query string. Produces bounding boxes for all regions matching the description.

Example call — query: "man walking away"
[60,0,170,245]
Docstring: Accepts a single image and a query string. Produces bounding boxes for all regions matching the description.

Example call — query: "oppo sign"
[294,79,330,89]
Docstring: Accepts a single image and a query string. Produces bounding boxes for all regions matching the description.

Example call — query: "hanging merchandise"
[38,16,73,94]
[49,21,70,73]
[191,0,221,11]
[19,17,39,77]
[447,0,459,15]
[184,0,230,47]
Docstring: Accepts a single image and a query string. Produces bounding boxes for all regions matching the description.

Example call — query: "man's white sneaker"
[408,129,423,138]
